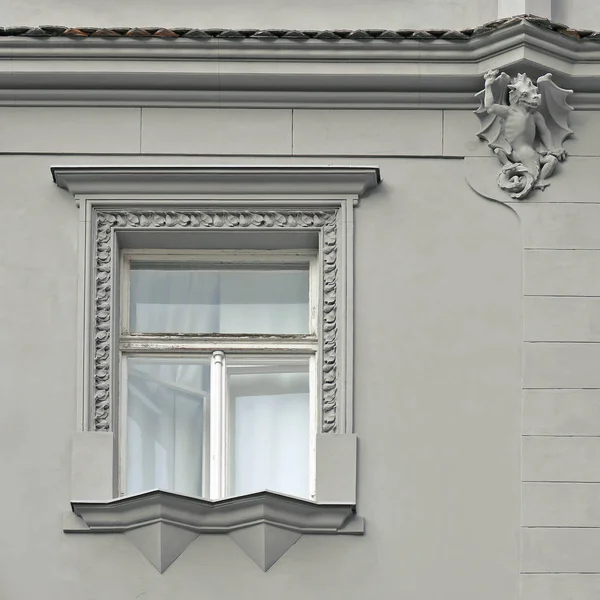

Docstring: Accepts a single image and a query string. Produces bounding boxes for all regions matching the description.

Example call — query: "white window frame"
[118,248,320,500]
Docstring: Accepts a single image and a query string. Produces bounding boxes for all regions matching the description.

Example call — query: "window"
[119,250,319,500]
[55,166,380,572]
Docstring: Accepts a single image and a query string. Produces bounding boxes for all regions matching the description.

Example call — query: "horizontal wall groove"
[521,571,600,574]
[523,526,600,529]
[524,247,600,251]
[522,480,600,484]
[522,481,600,484]
[524,388,600,391]
[524,341,600,345]
[523,434,600,438]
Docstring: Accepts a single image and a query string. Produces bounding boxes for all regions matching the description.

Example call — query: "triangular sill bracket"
[67,489,364,572]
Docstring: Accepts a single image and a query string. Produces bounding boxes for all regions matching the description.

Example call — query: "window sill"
[64,489,363,572]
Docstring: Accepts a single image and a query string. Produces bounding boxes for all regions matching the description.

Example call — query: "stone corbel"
[473,69,573,201]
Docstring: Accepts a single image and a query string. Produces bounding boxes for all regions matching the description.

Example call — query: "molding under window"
[69,489,361,533]
[66,490,363,572]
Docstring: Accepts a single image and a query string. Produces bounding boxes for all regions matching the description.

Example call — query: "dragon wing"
[536,73,574,151]
[474,74,511,155]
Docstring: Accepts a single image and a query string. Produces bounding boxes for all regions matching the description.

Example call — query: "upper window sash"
[120,249,320,339]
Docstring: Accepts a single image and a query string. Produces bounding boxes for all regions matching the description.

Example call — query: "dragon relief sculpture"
[475,69,573,200]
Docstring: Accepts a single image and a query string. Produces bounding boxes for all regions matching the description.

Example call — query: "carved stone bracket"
[474,69,573,200]
[93,209,339,433]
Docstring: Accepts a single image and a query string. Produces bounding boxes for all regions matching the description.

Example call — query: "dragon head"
[508,73,542,111]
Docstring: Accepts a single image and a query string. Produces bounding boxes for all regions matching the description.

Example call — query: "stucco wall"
[9,0,600,31]
[2,0,498,30]
[552,0,600,30]
[0,105,522,599]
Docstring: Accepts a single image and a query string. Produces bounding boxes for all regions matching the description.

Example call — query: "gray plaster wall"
[8,0,600,31]
[0,105,523,599]
[552,0,600,30]
[2,0,498,30]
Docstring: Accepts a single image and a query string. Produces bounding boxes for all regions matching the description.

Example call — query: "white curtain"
[230,370,310,499]
[126,265,311,499]
[129,266,309,334]
[126,358,209,497]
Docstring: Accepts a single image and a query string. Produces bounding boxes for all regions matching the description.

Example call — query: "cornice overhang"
[52,165,382,198]
[69,489,362,534]
[4,20,600,108]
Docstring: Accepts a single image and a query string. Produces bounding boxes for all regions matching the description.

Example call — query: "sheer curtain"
[125,264,311,499]
[129,266,309,335]
[126,361,208,497]
[229,367,310,499]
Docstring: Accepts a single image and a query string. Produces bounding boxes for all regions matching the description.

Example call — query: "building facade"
[1,1,599,599]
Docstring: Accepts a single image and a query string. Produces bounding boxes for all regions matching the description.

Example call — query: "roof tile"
[408,30,436,39]
[440,30,470,40]
[23,26,50,36]
[182,29,212,38]
[250,30,279,39]
[124,27,151,37]
[90,28,120,37]
[347,29,374,40]
[63,27,88,37]
[0,17,596,42]
[282,30,309,39]
[153,28,179,37]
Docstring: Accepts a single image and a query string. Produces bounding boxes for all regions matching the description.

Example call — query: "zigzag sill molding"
[2,21,600,108]
[68,489,364,534]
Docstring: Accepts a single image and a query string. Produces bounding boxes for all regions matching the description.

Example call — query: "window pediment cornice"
[52,165,381,199]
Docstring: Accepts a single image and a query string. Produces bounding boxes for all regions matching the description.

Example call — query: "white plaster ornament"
[475,70,573,200]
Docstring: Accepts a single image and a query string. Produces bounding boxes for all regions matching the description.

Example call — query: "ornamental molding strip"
[54,165,381,435]
[8,19,600,108]
[92,208,339,433]
[67,490,363,572]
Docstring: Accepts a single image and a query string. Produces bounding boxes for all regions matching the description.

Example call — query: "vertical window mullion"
[209,350,226,500]
[309,353,318,500]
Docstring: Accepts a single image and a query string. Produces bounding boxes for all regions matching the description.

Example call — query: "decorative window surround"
[54,165,380,435]
[55,165,380,572]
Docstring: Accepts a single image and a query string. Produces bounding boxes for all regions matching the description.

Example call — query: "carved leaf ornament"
[94,210,339,432]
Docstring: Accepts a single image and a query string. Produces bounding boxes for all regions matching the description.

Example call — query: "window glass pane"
[228,358,310,499]
[129,263,310,335]
[125,356,209,497]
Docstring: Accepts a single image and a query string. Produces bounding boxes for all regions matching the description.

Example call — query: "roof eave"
[1,19,600,109]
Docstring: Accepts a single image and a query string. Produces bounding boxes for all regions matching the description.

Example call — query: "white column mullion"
[209,351,227,500]
[309,354,318,501]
